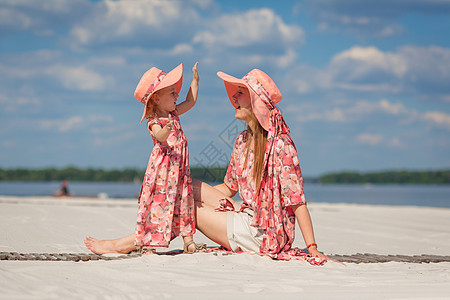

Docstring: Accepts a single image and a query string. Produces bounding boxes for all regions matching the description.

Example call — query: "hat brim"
[155,63,183,95]
[217,71,270,131]
[217,72,247,108]
[141,64,183,123]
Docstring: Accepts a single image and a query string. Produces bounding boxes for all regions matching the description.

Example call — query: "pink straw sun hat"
[134,63,183,123]
[217,69,282,131]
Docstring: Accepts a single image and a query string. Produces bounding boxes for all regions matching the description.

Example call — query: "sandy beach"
[1,195,449,299]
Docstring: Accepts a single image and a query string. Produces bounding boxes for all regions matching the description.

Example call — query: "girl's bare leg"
[84,179,232,254]
[84,234,136,254]
[192,179,231,250]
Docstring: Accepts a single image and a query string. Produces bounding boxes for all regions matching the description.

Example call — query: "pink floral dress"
[224,130,307,260]
[135,110,195,248]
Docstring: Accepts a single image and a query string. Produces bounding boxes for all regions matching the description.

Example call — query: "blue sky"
[1,0,449,176]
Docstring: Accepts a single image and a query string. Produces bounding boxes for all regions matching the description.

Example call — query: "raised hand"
[176,62,199,116]
[192,62,199,83]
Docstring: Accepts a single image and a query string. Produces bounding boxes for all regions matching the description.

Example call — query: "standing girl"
[133,62,205,254]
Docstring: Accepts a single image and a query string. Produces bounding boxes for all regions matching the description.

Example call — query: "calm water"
[0,181,449,208]
[0,181,142,199]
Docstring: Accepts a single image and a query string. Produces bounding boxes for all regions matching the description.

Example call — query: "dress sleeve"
[223,134,242,192]
[276,135,306,206]
[147,118,162,137]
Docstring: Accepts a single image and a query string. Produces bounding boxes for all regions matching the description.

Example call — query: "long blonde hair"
[243,110,268,190]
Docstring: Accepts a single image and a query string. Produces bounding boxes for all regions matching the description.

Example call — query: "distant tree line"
[0,167,144,182]
[0,167,449,184]
[190,167,227,182]
[0,167,228,183]
[319,170,450,184]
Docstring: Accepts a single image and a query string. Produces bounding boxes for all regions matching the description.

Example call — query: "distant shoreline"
[1,167,449,184]
[319,170,450,184]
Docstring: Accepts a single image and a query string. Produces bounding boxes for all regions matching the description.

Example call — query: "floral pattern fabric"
[135,110,195,248]
[224,130,308,260]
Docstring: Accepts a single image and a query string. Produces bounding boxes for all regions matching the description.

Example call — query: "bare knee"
[195,205,230,249]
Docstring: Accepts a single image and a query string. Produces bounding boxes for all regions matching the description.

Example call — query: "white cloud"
[277,49,298,69]
[184,7,304,72]
[378,99,408,115]
[295,99,410,123]
[0,93,41,113]
[45,65,108,91]
[423,111,450,128]
[193,8,304,49]
[355,134,405,148]
[356,133,383,145]
[389,137,405,148]
[39,115,113,132]
[299,108,347,122]
[292,98,450,134]
[292,78,311,94]
[170,43,194,55]
[0,0,90,36]
[188,0,214,9]
[87,115,114,123]
[289,45,450,100]
[399,46,450,98]
[0,8,31,31]
[0,51,120,104]
[346,99,409,116]
[40,116,84,132]
[306,0,450,36]
[0,50,59,80]
[93,132,135,147]
[377,25,404,37]
[330,46,407,80]
[69,0,199,48]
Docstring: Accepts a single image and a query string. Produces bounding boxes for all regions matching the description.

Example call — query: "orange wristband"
[306,243,317,250]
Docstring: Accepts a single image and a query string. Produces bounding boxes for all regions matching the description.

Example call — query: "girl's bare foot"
[84,236,128,255]
[84,234,137,255]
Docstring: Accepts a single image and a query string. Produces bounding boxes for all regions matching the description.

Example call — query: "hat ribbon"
[141,70,167,104]
[243,73,289,134]
[243,73,274,110]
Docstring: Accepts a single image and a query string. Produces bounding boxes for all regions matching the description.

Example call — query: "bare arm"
[150,115,173,142]
[292,204,330,260]
[177,62,199,115]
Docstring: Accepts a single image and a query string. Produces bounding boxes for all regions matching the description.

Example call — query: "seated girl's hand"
[308,247,325,259]
[309,247,344,265]
[215,198,235,212]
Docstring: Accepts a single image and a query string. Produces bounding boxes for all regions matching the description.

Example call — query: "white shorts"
[226,208,264,253]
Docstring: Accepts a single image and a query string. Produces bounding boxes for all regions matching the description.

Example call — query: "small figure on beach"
[55,180,70,197]
[132,62,205,254]
[85,67,335,264]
